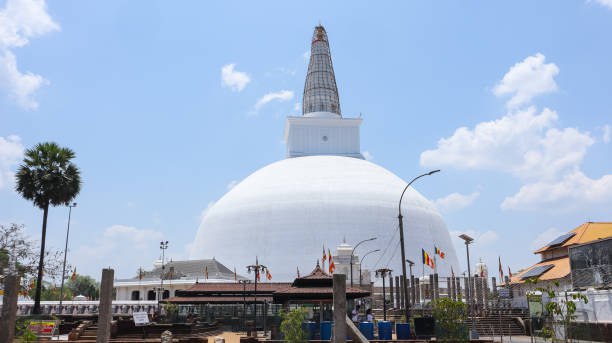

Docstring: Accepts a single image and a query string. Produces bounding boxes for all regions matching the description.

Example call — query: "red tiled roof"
[534,222,612,254]
[179,282,291,293]
[163,296,273,304]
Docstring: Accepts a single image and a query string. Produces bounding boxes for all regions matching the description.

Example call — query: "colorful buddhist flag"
[434,246,445,259]
[328,248,335,273]
[422,249,434,269]
[498,257,504,280]
[71,268,77,281]
[508,266,513,278]
[205,266,209,279]
[266,269,272,281]
[322,246,327,263]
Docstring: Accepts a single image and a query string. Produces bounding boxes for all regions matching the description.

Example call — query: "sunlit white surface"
[192,155,460,280]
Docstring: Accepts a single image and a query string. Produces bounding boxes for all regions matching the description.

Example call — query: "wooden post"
[0,274,20,343]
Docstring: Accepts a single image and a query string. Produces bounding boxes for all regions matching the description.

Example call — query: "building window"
[131,290,140,301]
[163,290,170,299]
[147,290,156,301]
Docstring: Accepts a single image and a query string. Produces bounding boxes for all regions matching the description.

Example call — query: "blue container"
[358,322,374,340]
[396,323,411,339]
[302,321,317,340]
[378,321,392,340]
[320,321,332,340]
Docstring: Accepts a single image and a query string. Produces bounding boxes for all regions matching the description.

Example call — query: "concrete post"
[414,278,420,304]
[333,274,347,343]
[433,273,439,300]
[389,276,395,308]
[0,274,20,343]
[97,268,115,343]
[396,276,402,309]
[447,277,453,300]
[456,278,462,302]
[464,277,470,304]
[410,276,415,305]
[428,274,434,302]
[492,277,497,297]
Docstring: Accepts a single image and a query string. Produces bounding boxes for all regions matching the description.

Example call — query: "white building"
[191,25,460,280]
[330,241,373,286]
[114,258,244,301]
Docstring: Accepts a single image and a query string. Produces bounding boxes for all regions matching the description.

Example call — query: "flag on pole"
[422,249,434,269]
[234,266,237,282]
[266,268,272,281]
[322,246,327,263]
[71,268,77,281]
[297,266,300,278]
[498,256,504,280]
[256,269,261,281]
[434,246,445,259]
[480,269,484,277]
[508,266,513,278]
[328,248,335,273]
[451,266,455,278]
[205,266,209,279]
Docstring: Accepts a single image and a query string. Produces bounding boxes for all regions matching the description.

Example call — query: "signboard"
[27,320,57,336]
[133,311,150,326]
[569,237,612,289]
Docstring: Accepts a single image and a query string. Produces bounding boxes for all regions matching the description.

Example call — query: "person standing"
[351,304,361,322]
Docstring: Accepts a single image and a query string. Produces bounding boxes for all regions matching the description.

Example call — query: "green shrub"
[432,298,469,342]
[280,308,308,343]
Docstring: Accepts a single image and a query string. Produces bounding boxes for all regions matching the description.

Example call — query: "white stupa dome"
[191,155,460,280]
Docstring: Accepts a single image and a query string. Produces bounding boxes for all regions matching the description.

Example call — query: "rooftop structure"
[511,222,612,287]
[303,25,341,116]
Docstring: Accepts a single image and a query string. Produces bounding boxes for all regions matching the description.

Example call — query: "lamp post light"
[375,268,392,321]
[459,233,477,339]
[398,169,440,322]
[59,202,77,313]
[159,241,169,312]
[238,279,252,330]
[247,258,268,336]
[406,259,415,305]
[359,249,380,287]
[350,237,376,287]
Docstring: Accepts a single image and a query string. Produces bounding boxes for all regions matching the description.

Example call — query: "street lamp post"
[238,279,252,330]
[159,241,169,312]
[59,202,77,313]
[398,170,440,322]
[350,237,376,287]
[459,233,477,339]
[375,268,392,321]
[247,258,268,336]
[359,249,380,287]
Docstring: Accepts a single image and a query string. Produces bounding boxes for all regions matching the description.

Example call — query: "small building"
[331,241,373,287]
[114,258,245,301]
[510,222,612,297]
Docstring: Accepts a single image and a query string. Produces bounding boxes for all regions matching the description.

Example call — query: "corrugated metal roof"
[534,222,612,254]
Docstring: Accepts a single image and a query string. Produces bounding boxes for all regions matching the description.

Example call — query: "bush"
[280,308,308,343]
[432,298,469,342]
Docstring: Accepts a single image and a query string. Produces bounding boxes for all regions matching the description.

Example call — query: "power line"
[372,224,399,269]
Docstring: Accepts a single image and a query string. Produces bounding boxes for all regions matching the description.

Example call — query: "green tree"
[432,298,469,342]
[66,274,99,300]
[15,142,81,314]
[280,308,308,343]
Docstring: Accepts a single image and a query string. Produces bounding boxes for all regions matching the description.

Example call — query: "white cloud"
[593,0,612,9]
[603,124,611,143]
[254,90,294,110]
[0,0,59,109]
[435,191,480,212]
[293,102,301,112]
[71,224,164,278]
[420,107,594,181]
[221,63,250,92]
[530,227,563,250]
[0,134,24,190]
[0,50,48,109]
[501,171,612,210]
[362,151,374,161]
[493,53,559,109]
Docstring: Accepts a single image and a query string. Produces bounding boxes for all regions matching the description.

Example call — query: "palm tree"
[15,142,81,314]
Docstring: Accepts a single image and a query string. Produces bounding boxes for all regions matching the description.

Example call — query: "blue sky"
[1,0,611,281]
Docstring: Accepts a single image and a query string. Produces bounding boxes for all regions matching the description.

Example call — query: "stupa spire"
[303,25,341,116]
